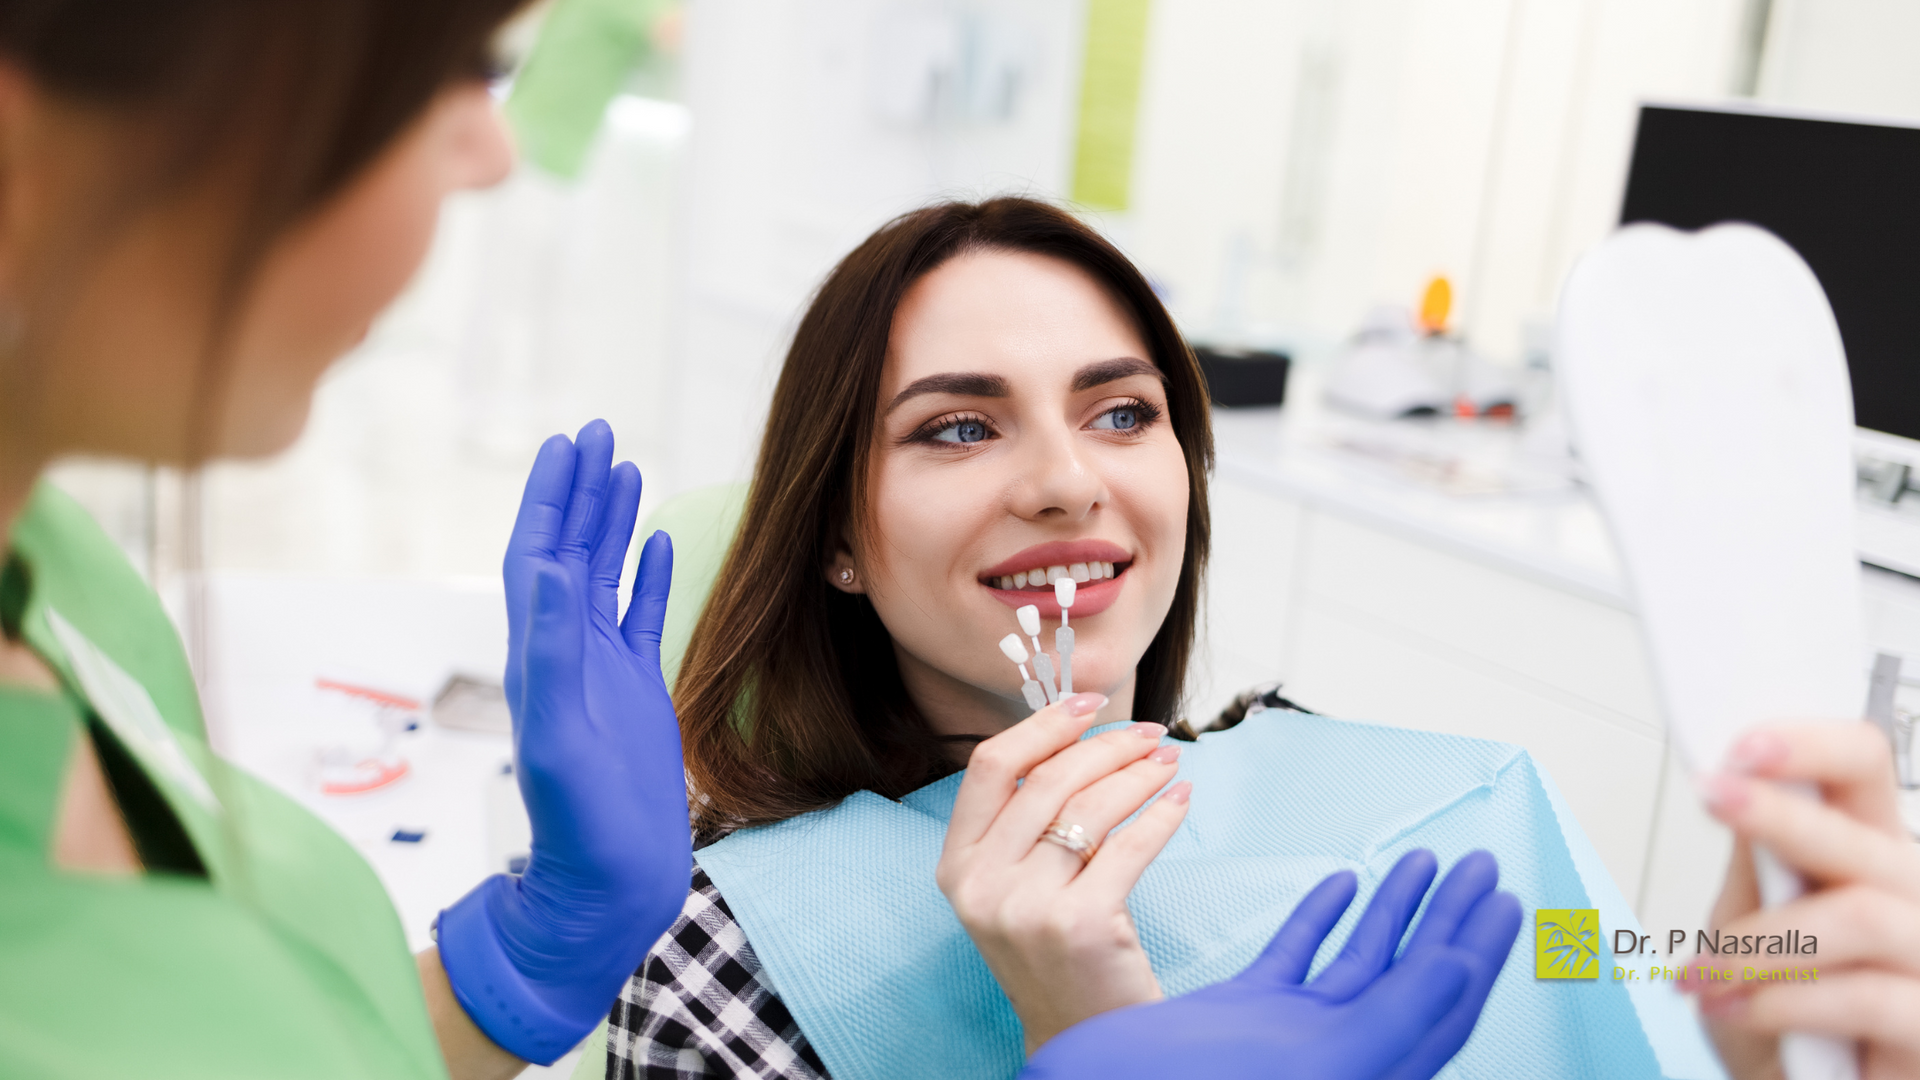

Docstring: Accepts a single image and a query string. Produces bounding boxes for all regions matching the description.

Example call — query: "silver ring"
[1040,821,1098,865]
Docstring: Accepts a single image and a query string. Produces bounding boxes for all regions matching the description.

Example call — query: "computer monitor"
[1620,102,1920,572]
[1621,102,1920,456]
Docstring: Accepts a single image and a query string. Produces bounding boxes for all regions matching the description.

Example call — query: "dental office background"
[44,0,1920,1055]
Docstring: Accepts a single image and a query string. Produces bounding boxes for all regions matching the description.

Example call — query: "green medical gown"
[0,483,449,1079]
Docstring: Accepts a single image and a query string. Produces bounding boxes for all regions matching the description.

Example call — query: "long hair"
[677,197,1214,837]
[0,0,528,458]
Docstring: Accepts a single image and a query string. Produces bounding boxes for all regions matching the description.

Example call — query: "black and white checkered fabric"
[606,866,831,1080]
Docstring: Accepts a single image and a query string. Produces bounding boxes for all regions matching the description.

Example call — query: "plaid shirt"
[606,866,830,1080]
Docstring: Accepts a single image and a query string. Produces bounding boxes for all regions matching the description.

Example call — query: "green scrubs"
[0,483,448,1079]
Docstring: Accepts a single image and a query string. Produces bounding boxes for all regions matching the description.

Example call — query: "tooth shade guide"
[1016,604,1042,638]
[999,633,1029,664]
[1021,679,1048,711]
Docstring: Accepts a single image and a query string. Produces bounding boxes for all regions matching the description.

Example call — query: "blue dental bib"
[697,713,1716,1080]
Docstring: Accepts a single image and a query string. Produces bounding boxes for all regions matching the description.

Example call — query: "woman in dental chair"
[601,198,1920,1080]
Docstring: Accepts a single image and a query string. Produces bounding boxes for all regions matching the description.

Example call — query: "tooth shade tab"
[1013,572,1028,588]
[1046,565,1067,584]
[1016,605,1042,638]
[1069,562,1090,582]
[999,634,1029,664]
[1055,577,1076,607]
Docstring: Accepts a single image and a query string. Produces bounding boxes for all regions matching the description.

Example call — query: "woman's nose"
[1009,426,1103,521]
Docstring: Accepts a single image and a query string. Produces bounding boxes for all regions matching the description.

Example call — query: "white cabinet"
[1199,410,1733,929]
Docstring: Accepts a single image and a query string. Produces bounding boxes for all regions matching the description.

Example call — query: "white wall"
[669,0,1087,491]
[1124,0,1750,361]
[1761,0,1920,118]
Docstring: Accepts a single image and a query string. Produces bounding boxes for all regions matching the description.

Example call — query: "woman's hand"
[435,421,692,1066]
[937,691,1190,1053]
[1681,723,1920,1079]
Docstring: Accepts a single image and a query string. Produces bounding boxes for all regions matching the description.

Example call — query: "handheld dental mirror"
[1054,577,1076,695]
[1017,604,1060,704]
[999,634,1049,712]
[1558,223,1865,1080]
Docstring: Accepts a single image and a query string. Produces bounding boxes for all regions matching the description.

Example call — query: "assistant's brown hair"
[677,197,1214,836]
[0,0,527,454]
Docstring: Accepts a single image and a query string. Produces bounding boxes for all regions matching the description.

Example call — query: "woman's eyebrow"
[1072,356,1165,391]
[883,372,1010,416]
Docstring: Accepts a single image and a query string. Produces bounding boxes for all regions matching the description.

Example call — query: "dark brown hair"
[0,0,527,453]
[678,197,1214,836]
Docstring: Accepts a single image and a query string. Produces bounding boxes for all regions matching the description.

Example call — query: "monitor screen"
[1620,104,1920,443]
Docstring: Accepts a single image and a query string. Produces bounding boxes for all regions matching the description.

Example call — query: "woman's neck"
[0,438,60,691]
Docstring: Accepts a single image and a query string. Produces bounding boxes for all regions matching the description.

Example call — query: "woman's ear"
[825,550,865,594]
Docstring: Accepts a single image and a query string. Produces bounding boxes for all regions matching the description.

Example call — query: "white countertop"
[1210,388,1633,608]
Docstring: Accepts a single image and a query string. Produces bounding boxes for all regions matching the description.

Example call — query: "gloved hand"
[437,420,692,1065]
[1021,849,1522,1080]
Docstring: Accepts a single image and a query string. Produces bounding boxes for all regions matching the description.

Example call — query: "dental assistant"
[0,2,690,1076]
[0,4,1511,1080]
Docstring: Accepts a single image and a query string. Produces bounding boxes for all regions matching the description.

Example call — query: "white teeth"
[1001,561,1117,588]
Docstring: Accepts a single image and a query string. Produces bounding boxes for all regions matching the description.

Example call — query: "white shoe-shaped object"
[1557,223,1863,1080]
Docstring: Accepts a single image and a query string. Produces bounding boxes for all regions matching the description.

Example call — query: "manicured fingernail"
[1702,774,1749,815]
[1130,722,1167,739]
[1728,731,1786,774]
[1164,781,1192,805]
[1064,693,1108,718]
[1149,744,1181,764]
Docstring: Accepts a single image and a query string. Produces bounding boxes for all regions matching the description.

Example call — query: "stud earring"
[839,568,854,585]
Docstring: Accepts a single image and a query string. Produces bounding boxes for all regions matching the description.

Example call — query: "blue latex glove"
[438,421,692,1064]
[1021,850,1522,1080]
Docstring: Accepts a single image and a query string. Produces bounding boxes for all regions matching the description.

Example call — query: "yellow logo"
[1536,909,1600,979]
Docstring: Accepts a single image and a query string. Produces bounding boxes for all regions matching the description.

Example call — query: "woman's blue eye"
[935,419,989,444]
[1093,407,1139,431]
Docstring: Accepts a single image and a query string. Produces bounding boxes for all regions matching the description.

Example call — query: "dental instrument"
[1017,604,1061,704]
[1054,577,1076,696]
[999,633,1050,711]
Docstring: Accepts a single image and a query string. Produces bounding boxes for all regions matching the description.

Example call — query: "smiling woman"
[605,198,1214,1078]
[676,198,1213,831]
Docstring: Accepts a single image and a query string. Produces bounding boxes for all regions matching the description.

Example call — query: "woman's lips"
[983,568,1125,618]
